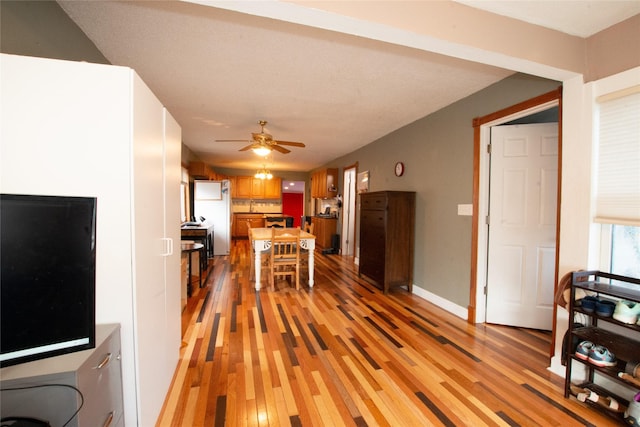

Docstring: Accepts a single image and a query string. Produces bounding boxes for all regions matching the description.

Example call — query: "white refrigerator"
[193,180,231,255]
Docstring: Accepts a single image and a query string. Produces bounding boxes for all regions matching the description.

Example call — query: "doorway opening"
[282,180,305,228]
[470,87,562,349]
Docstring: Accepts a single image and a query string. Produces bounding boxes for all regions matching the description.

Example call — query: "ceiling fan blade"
[239,143,257,152]
[216,139,251,142]
[272,145,291,154]
[274,140,305,147]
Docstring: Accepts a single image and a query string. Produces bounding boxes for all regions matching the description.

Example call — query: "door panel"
[486,123,558,330]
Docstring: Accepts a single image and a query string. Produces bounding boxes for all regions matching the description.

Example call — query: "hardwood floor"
[158,240,619,426]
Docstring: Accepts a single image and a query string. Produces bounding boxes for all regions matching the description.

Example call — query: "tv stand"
[0,324,123,427]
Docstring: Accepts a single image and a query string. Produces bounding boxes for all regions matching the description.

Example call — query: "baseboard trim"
[412,285,468,321]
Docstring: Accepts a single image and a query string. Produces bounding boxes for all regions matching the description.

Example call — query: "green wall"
[326,74,559,307]
[1,1,108,64]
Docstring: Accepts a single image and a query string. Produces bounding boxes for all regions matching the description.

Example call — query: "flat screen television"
[1,194,97,367]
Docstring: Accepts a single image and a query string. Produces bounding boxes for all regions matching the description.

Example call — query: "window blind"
[594,88,640,226]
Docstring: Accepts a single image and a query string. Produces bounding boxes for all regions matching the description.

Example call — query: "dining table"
[249,227,316,290]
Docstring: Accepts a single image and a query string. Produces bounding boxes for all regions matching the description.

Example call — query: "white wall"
[549,66,640,375]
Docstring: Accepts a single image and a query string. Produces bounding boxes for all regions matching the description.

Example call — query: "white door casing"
[486,123,558,330]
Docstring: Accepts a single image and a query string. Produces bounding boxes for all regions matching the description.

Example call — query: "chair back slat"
[269,227,301,290]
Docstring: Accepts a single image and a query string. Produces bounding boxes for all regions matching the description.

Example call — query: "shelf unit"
[564,270,640,421]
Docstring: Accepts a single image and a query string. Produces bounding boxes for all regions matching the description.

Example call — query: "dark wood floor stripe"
[443,339,482,363]
[410,319,482,362]
[213,262,228,292]
[206,312,220,361]
[348,336,382,370]
[255,291,268,333]
[307,322,329,351]
[372,309,400,330]
[496,410,520,426]
[214,395,226,427]
[337,304,355,321]
[289,414,302,426]
[364,316,404,348]
[229,300,237,333]
[292,315,317,356]
[410,319,441,339]
[405,305,440,327]
[415,390,457,427]
[334,292,349,305]
[353,415,368,427]
[196,290,211,323]
[521,383,597,427]
[277,303,298,347]
[281,331,299,367]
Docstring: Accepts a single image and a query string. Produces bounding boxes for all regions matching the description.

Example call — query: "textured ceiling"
[57,1,639,172]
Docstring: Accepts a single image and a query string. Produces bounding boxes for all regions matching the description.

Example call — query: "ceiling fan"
[216,120,305,155]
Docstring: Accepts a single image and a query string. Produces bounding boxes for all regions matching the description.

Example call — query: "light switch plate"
[457,204,473,216]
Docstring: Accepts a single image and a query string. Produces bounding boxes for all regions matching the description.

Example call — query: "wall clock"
[394,162,405,177]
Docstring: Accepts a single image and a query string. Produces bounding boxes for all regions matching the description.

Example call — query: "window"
[594,88,640,225]
[594,73,640,281]
[611,225,640,279]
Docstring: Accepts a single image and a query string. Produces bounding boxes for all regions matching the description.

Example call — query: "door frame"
[341,162,358,257]
[469,88,562,351]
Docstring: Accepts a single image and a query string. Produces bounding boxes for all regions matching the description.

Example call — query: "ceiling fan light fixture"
[255,166,273,180]
[252,145,272,157]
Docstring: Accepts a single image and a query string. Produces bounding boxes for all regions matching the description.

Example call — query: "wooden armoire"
[359,191,416,294]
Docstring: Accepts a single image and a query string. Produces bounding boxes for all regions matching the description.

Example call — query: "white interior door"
[486,123,558,330]
[341,167,356,256]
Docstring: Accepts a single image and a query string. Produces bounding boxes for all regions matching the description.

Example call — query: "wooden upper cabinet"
[311,168,338,198]
[189,161,222,180]
[263,177,281,199]
[228,176,237,198]
[251,178,264,198]
[235,176,252,198]
[230,176,281,199]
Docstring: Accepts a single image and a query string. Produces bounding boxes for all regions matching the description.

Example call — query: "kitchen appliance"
[193,180,231,255]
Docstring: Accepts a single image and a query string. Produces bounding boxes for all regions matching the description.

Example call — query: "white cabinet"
[0,54,181,426]
[0,324,124,427]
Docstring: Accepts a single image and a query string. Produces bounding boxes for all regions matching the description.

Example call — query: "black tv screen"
[1,194,96,367]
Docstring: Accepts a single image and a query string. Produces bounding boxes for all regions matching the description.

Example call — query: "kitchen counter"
[232,213,295,237]
[311,216,338,250]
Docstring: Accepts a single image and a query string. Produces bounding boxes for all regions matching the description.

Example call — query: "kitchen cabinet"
[189,161,226,180]
[564,270,640,422]
[0,324,124,427]
[263,177,282,199]
[1,54,181,426]
[359,191,415,294]
[233,213,265,237]
[189,161,216,180]
[311,216,337,250]
[232,176,281,199]
[235,176,253,198]
[311,168,338,199]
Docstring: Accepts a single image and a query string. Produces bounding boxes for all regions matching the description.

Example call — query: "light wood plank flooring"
[158,240,619,426]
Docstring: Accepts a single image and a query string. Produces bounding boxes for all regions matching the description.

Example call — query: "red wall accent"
[282,193,303,227]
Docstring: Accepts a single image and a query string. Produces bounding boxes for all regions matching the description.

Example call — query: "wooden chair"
[265,218,287,228]
[302,222,314,234]
[247,220,269,281]
[269,227,301,291]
